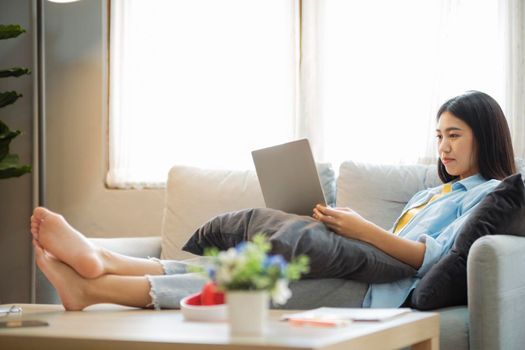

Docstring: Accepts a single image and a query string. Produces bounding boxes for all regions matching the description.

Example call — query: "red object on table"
[200,282,225,305]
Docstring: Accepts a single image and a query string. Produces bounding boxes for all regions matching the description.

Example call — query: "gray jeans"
[146,257,368,310]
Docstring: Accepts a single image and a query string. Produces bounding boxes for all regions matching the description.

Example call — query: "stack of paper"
[282,307,412,326]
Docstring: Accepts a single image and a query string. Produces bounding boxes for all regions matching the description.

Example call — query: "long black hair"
[436,91,516,182]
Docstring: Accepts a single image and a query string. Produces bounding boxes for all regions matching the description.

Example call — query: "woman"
[31,91,516,310]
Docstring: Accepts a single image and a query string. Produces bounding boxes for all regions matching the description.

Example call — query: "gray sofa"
[37,161,525,349]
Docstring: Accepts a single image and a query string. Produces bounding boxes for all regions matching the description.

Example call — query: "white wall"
[44,0,164,238]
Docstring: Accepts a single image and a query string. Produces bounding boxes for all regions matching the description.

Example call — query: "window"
[109,0,507,188]
[317,0,504,165]
[108,0,297,188]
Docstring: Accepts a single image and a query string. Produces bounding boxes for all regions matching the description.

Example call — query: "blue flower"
[207,266,216,281]
[235,242,248,253]
[263,255,288,272]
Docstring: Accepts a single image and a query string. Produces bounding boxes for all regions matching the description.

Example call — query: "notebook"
[251,139,327,216]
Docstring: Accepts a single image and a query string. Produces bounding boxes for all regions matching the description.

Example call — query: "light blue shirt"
[362,174,501,308]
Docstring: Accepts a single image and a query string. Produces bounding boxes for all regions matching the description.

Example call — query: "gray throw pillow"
[182,208,416,283]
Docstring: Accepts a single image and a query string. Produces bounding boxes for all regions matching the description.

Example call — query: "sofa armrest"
[468,235,525,350]
[90,236,162,259]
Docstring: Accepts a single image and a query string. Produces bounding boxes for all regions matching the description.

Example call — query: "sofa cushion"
[336,161,441,230]
[410,173,525,310]
[183,208,417,283]
[161,166,264,260]
[161,163,336,260]
[277,278,369,310]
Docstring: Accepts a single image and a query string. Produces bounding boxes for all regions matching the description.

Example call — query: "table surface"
[0,304,439,350]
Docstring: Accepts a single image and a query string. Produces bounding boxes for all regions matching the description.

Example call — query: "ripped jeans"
[146,257,211,310]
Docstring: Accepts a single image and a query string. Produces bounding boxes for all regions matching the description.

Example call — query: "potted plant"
[201,234,309,336]
[0,24,32,179]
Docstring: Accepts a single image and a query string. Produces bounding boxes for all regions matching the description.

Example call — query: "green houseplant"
[199,234,309,335]
[0,24,32,179]
[201,233,309,305]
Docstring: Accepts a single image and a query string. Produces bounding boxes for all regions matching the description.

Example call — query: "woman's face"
[436,111,479,180]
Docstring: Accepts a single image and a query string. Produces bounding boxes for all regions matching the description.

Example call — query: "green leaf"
[0,91,22,108]
[0,121,21,140]
[0,140,9,161]
[252,233,271,253]
[0,121,21,161]
[0,67,31,78]
[0,25,26,40]
[0,120,8,134]
[0,154,31,179]
[0,153,19,169]
[285,255,310,281]
[203,246,219,257]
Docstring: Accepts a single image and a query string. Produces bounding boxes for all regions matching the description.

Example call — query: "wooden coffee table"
[0,304,439,350]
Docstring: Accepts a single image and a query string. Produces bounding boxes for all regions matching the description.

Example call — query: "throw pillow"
[182,207,417,283]
[410,173,525,310]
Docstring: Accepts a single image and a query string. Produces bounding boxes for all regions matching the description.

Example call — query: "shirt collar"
[451,173,486,191]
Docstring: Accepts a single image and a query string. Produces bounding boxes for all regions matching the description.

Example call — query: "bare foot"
[34,241,95,311]
[31,207,105,279]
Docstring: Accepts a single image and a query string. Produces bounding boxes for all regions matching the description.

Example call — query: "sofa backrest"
[336,159,525,230]
[160,166,265,260]
[336,161,440,230]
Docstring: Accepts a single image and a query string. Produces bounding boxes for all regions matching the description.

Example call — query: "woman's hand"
[312,204,370,240]
[313,204,426,269]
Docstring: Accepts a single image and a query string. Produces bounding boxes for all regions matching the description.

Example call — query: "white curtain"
[502,0,525,160]
[108,0,297,188]
[309,0,507,167]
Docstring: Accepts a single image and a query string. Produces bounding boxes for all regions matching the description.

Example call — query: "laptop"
[251,139,327,216]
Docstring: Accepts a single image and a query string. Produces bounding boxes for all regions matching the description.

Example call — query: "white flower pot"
[226,290,269,336]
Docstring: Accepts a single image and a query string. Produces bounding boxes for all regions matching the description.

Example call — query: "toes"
[33,207,52,222]
[30,215,41,229]
[33,239,44,255]
[33,240,46,269]
[30,221,40,240]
